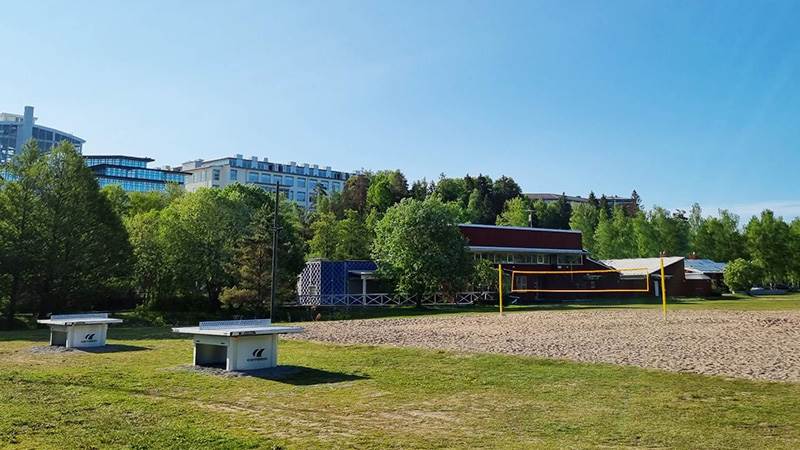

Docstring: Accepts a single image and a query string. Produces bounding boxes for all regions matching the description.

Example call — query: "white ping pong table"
[37,313,123,348]
[172,319,303,371]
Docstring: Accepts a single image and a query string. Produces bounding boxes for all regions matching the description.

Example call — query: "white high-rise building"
[180,154,351,209]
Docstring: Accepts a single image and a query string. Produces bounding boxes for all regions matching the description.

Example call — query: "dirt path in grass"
[286,309,800,382]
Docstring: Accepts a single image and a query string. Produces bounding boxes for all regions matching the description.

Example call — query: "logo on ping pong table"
[81,333,97,343]
[247,348,268,361]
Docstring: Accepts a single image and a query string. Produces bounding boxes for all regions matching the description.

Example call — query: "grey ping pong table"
[37,313,124,348]
[172,319,303,371]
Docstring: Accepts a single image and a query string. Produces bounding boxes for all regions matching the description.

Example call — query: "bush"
[723,258,760,294]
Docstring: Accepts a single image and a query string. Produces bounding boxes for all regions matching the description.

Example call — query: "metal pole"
[659,254,667,320]
[498,264,504,316]
[270,181,280,322]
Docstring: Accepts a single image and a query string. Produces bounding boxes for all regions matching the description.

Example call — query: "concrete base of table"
[193,334,280,371]
[37,313,123,349]
[173,319,303,372]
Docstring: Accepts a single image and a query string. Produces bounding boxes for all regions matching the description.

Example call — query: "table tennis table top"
[37,313,123,326]
[172,319,303,337]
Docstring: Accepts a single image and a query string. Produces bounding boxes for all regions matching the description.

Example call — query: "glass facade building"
[85,155,188,193]
[0,106,85,164]
[181,154,351,209]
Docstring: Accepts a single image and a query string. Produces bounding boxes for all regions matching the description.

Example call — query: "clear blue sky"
[3,1,799,218]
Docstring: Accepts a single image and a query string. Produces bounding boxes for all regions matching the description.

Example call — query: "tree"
[628,190,642,215]
[466,188,494,224]
[491,176,522,219]
[128,191,170,216]
[0,141,47,327]
[650,207,690,256]
[691,210,746,262]
[569,203,599,254]
[102,185,131,218]
[366,176,394,213]
[532,200,561,229]
[723,258,760,294]
[632,211,660,257]
[220,201,306,314]
[432,175,467,205]
[587,191,598,209]
[598,195,611,219]
[308,212,339,259]
[126,210,172,307]
[555,194,572,229]
[374,170,409,204]
[159,188,248,309]
[789,219,800,286]
[593,207,636,259]
[342,175,370,213]
[27,142,132,315]
[745,210,791,286]
[409,179,431,200]
[496,197,532,227]
[372,197,472,305]
[336,210,372,259]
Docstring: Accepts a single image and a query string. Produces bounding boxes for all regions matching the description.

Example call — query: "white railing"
[292,291,496,307]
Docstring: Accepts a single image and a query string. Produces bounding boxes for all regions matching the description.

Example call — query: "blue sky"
[3,1,799,219]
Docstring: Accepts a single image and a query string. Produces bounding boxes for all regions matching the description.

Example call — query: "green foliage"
[569,203,599,253]
[745,210,791,286]
[466,188,494,224]
[691,209,746,262]
[471,258,498,291]
[336,210,372,259]
[372,197,472,302]
[342,174,370,212]
[532,199,564,229]
[593,207,636,259]
[366,176,394,213]
[128,191,170,216]
[723,258,761,293]
[220,200,306,314]
[308,212,339,259]
[0,141,132,322]
[102,184,131,217]
[496,197,532,227]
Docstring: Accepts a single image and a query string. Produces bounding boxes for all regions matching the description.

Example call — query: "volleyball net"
[508,267,651,294]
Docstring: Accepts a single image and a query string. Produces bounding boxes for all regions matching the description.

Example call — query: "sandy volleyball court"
[288,309,800,382]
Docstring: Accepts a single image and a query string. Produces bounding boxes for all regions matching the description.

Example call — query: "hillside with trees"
[3,149,800,328]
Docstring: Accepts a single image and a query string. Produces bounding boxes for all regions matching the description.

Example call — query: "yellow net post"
[498,264,504,316]
[659,255,667,320]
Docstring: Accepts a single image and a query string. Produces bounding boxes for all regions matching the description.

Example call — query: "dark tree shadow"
[183,364,368,385]
[77,344,151,353]
[246,365,368,385]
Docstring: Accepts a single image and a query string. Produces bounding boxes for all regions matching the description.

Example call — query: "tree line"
[2,142,796,328]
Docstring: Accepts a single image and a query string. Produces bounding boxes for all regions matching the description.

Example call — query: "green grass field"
[2,296,799,449]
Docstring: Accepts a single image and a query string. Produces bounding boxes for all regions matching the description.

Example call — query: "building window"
[332,182,341,192]
[247,171,258,182]
[260,173,270,184]
[230,169,238,181]
[556,254,582,265]
[273,176,282,185]
[284,176,294,187]
[212,169,220,181]
[536,254,549,265]
[296,191,306,202]
[297,178,306,188]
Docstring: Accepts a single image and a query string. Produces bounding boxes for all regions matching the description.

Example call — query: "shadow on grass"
[182,364,368,385]
[78,344,151,353]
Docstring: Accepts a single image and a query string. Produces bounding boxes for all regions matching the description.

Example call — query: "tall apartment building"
[180,154,351,209]
[0,106,85,164]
